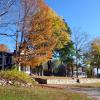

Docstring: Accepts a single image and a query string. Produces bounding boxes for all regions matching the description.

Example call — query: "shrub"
[0,70,36,85]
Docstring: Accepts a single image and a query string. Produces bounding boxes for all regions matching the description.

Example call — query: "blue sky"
[45,0,100,38]
[0,0,100,51]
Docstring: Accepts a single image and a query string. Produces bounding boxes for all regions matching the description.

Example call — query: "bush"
[0,70,36,85]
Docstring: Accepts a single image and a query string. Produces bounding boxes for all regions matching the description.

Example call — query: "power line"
[0,33,16,36]
[0,32,18,55]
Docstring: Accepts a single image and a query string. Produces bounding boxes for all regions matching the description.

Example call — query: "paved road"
[70,87,100,100]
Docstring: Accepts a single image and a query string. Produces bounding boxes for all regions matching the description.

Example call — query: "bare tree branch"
[0,0,16,17]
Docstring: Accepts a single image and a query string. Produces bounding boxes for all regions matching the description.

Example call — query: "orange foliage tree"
[91,38,100,77]
[19,0,70,67]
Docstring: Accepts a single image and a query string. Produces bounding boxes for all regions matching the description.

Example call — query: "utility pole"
[15,32,19,56]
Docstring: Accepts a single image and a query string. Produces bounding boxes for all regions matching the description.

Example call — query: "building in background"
[0,44,14,70]
[0,52,14,70]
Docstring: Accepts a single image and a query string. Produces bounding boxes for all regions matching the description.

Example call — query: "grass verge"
[0,85,92,100]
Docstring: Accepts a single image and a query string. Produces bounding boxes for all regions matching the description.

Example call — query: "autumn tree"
[43,13,71,76]
[72,30,88,78]
[19,1,55,66]
[91,38,100,77]
[53,21,74,77]
[0,44,9,52]
[19,0,70,67]
[13,0,39,67]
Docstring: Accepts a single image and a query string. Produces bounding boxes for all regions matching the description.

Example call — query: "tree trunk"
[91,68,94,78]
[66,65,70,77]
[71,66,74,77]
[18,63,21,71]
[47,60,52,76]
[40,65,43,76]
[97,66,99,78]
[76,52,79,78]
[76,64,78,78]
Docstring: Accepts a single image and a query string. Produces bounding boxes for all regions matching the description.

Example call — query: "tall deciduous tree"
[19,0,38,47]
[72,30,88,78]
[91,38,100,77]
[19,0,70,67]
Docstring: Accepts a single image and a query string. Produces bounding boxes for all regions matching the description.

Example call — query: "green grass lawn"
[0,85,92,100]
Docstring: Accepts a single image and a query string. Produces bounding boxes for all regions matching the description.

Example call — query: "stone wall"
[47,78,100,84]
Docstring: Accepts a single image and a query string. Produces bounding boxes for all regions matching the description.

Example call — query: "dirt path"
[69,87,100,100]
[39,84,100,100]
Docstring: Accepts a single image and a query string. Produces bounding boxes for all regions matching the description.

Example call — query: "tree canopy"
[91,38,100,77]
[19,0,70,67]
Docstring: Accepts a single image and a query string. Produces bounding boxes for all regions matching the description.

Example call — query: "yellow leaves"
[92,38,100,55]
[93,43,100,51]
[45,11,71,49]
[52,18,65,31]
[52,18,70,49]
